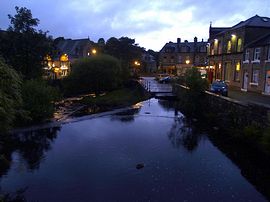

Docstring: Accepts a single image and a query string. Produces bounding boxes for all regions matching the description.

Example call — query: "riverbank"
[173,84,270,156]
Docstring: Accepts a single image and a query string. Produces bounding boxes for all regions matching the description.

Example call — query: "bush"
[184,67,208,94]
[177,67,209,117]
[21,79,59,123]
[0,59,22,132]
[63,54,125,95]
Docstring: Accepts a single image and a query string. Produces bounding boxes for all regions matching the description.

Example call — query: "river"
[0,99,268,201]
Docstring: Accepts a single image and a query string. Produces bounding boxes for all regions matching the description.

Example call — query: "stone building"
[242,33,270,94]
[43,37,94,79]
[159,37,207,75]
[208,15,270,93]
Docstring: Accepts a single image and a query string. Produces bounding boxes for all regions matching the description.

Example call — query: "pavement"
[228,87,270,108]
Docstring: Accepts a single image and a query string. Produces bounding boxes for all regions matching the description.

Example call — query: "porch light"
[185,59,190,64]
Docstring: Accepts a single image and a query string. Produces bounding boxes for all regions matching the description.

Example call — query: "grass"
[80,86,151,109]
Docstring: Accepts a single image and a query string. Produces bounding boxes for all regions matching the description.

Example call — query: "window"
[227,41,232,53]
[244,49,250,61]
[200,46,206,52]
[253,48,260,61]
[178,56,182,63]
[234,61,241,81]
[252,69,259,84]
[218,42,222,54]
[237,38,242,52]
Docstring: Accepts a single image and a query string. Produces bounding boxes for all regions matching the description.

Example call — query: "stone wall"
[173,84,270,129]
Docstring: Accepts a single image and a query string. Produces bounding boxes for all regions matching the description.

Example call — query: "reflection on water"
[0,127,60,177]
[0,99,268,202]
[168,116,201,152]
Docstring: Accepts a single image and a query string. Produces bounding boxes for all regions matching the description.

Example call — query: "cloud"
[0,0,270,51]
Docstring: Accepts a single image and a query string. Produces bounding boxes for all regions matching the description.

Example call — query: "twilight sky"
[1,0,270,51]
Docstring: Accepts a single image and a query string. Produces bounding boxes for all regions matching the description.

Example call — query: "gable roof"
[232,15,270,29]
[56,38,93,57]
[160,40,207,53]
[210,15,270,38]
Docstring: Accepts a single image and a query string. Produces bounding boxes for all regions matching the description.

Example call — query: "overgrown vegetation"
[80,81,150,112]
[21,79,59,123]
[174,67,270,155]
[63,54,128,95]
[175,67,208,117]
[0,58,23,132]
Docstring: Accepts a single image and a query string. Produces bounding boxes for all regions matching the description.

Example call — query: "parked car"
[209,80,228,96]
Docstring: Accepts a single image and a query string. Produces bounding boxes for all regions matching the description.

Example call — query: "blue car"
[210,81,228,96]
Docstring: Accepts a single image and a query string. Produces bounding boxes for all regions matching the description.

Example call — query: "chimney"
[202,38,204,42]
[184,40,188,43]
[177,38,181,44]
[194,37,198,43]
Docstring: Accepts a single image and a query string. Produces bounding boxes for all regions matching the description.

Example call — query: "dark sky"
[1,0,270,51]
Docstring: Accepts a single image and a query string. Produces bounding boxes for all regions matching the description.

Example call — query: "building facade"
[208,15,270,94]
[159,37,207,75]
[43,38,94,79]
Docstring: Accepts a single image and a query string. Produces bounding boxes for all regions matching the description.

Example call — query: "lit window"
[252,69,259,84]
[60,54,69,62]
[237,38,242,52]
[227,41,232,53]
[253,48,260,61]
[234,61,241,81]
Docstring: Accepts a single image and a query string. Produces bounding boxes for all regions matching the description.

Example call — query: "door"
[243,71,248,90]
[265,70,270,94]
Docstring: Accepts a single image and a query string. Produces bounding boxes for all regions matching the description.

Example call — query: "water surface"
[0,99,267,201]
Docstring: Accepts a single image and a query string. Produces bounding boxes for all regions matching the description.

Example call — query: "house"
[159,37,208,75]
[208,15,270,93]
[43,37,94,79]
[242,33,270,94]
[141,52,157,73]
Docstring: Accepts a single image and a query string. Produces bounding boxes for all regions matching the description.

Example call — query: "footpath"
[228,87,270,109]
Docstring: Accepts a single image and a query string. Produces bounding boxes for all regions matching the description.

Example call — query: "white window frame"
[243,49,250,63]
[266,46,270,62]
[251,69,259,85]
[252,48,260,63]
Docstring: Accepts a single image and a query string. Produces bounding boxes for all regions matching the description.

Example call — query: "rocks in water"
[136,163,145,169]
[213,126,219,131]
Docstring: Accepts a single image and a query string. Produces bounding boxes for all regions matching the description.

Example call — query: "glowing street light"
[185,59,190,65]
[134,61,140,66]
[92,49,97,55]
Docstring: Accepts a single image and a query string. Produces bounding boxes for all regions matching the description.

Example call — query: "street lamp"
[185,59,190,65]
[92,49,97,55]
[134,61,140,66]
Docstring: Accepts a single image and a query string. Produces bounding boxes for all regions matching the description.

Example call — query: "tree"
[0,58,22,132]
[63,55,124,95]
[0,7,54,79]
[104,37,144,68]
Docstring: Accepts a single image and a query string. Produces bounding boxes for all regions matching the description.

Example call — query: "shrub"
[63,54,125,95]
[0,59,22,132]
[21,79,59,122]
[177,67,209,117]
